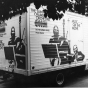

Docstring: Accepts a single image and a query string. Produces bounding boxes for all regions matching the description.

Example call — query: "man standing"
[49,25,70,66]
[49,25,65,44]
[8,27,16,45]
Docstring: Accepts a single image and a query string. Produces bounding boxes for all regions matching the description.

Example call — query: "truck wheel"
[56,73,65,86]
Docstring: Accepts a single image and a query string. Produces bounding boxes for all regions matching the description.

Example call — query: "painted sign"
[0,21,7,37]
[72,20,81,30]
[31,8,48,27]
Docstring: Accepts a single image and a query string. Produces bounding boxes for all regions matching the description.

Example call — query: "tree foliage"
[0,0,85,21]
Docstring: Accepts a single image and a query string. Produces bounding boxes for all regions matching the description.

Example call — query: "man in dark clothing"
[49,25,70,66]
[49,25,65,44]
[8,27,16,45]
[72,45,85,62]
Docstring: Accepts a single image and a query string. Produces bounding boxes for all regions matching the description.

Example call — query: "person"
[49,25,70,66]
[72,45,85,62]
[8,26,25,55]
[49,25,69,47]
[49,25,65,44]
[8,27,16,45]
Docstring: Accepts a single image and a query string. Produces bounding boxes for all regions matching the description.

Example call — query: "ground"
[0,71,88,87]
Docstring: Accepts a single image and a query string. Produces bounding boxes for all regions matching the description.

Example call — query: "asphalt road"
[0,71,88,87]
[64,71,88,87]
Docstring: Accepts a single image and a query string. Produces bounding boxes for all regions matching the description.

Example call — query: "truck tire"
[56,73,65,87]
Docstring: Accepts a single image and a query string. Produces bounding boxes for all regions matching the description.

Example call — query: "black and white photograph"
[0,0,88,88]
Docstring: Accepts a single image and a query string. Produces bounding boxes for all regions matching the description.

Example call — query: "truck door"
[69,18,84,62]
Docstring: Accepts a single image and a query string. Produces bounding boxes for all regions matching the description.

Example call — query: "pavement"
[64,71,88,87]
[0,71,88,87]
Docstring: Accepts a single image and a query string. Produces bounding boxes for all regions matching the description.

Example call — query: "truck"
[0,3,88,86]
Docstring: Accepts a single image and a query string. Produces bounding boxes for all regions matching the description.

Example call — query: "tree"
[74,0,85,15]
[0,0,85,21]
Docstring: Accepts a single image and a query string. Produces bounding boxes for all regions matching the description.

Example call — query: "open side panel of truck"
[27,4,87,76]
[28,4,69,75]
[0,13,28,75]
[27,4,74,75]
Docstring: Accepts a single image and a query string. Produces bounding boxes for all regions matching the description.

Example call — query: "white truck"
[0,3,88,86]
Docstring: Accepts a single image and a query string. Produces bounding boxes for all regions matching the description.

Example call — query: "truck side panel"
[29,4,71,74]
[0,13,28,75]
[28,4,87,75]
